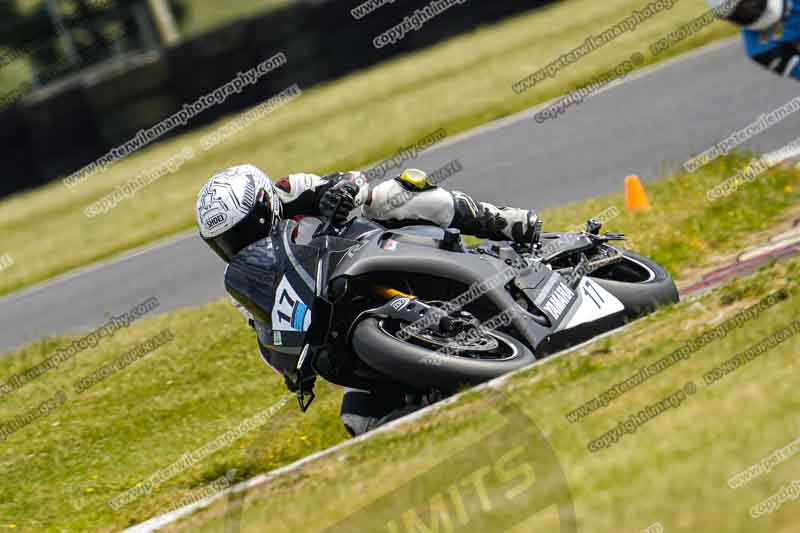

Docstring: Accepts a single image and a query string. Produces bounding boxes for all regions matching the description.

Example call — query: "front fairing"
[225,221,321,350]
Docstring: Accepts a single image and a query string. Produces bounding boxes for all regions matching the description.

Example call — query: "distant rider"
[711,0,800,79]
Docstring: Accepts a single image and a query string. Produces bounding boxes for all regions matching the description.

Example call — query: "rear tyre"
[589,249,679,319]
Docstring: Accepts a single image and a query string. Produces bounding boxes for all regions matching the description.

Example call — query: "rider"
[710,0,800,79]
[195,164,540,434]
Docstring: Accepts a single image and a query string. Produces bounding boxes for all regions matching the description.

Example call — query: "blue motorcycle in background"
[711,0,800,80]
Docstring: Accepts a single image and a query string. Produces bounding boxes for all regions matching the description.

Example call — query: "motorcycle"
[224,215,679,420]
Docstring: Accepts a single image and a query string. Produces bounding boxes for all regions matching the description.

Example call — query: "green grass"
[171,256,800,533]
[543,154,800,275]
[177,0,293,37]
[0,302,349,532]
[13,0,293,37]
[0,0,738,297]
[0,158,797,531]
[1,0,293,96]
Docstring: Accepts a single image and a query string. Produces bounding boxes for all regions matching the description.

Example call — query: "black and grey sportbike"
[225,215,679,424]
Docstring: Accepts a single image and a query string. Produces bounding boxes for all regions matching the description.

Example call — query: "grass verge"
[0,0,738,297]
[173,254,800,533]
[0,157,797,531]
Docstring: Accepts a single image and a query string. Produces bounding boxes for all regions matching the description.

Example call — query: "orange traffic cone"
[625,175,651,212]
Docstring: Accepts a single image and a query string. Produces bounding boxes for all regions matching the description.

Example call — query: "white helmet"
[196,164,282,262]
[708,0,784,30]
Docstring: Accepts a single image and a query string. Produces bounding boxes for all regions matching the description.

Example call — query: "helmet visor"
[726,0,769,25]
[203,192,272,261]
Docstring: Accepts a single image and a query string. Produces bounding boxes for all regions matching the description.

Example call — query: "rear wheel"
[352,315,536,392]
[589,249,679,318]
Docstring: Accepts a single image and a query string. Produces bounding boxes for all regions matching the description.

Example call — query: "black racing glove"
[511,212,542,245]
[480,208,509,239]
[318,182,358,225]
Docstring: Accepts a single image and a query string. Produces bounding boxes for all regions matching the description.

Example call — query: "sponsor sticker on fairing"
[541,283,575,321]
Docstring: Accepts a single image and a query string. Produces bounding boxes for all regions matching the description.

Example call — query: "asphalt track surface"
[2,38,800,353]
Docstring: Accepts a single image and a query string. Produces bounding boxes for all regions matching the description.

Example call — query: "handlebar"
[313,196,346,239]
[313,218,343,239]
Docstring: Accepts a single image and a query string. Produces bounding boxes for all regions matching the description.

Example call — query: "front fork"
[346,287,442,347]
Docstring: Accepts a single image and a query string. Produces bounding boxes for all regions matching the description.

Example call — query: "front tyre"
[352,319,537,392]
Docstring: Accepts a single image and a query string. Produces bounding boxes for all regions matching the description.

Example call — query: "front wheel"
[352,318,537,392]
